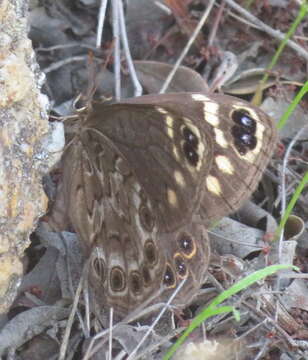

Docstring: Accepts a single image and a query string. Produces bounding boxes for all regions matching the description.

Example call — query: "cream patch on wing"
[157,106,175,140]
[202,101,220,127]
[191,94,220,126]
[206,175,222,196]
[214,128,228,148]
[166,115,174,139]
[174,170,185,187]
[254,121,265,154]
[156,106,168,115]
[191,96,230,159]
[191,93,210,102]
[173,146,180,161]
[167,188,178,207]
[215,155,234,175]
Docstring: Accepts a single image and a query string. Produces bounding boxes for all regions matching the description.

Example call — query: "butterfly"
[51,92,277,318]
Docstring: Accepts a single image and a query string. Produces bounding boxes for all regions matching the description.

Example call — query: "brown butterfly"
[51,92,277,318]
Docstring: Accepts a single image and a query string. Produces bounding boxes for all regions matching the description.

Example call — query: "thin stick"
[43,56,87,73]
[254,339,271,360]
[58,268,85,360]
[108,308,114,360]
[133,327,184,360]
[126,279,186,360]
[83,277,90,337]
[159,0,216,94]
[118,0,142,96]
[112,0,121,100]
[96,0,108,48]
[223,0,308,61]
[208,0,226,47]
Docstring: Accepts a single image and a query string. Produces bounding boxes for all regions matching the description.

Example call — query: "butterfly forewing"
[118,93,277,224]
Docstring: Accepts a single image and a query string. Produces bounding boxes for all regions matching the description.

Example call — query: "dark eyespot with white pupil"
[231,126,257,155]
[232,110,256,133]
[241,115,254,127]
[241,133,256,146]
[163,264,176,288]
[182,126,199,167]
[183,142,199,167]
[110,267,126,292]
[174,255,187,278]
[178,232,195,257]
[183,127,198,148]
[230,110,258,155]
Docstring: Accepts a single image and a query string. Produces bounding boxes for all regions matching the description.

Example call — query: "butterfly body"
[52,92,277,317]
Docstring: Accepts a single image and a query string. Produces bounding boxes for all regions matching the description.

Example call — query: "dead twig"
[43,56,87,73]
[159,0,216,94]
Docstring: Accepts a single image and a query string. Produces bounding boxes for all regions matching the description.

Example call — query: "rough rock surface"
[0,0,62,313]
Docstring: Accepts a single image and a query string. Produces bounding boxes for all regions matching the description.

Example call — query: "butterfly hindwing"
[60,126,209,316]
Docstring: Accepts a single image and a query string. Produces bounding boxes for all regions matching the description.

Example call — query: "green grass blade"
[252,1,308,104]
[277,171,308,237]
[163,306,233,360]
[275,81,308,237]
[207,264,296,310]
[277,80,308,130]
[164,264,296,359]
